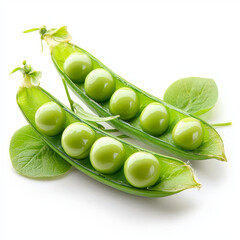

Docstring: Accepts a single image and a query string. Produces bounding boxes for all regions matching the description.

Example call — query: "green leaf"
[73,102,119,122]
[163,77,218,115]
[9,125,72,178]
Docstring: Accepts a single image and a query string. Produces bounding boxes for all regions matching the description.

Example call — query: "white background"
[2,0,240,239]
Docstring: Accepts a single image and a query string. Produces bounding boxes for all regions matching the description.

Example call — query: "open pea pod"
[16,70,200,197]
[27,26,226,161]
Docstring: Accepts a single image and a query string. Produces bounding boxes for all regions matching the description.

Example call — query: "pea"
[63,53,92,83]
[35,102,65,136]
[61,122,95,159]
[140,102,169,136]
[90,137,125,174]
[84,68,115,102]
[109,87,139,120]
[124,152,161,188]
[172,117,204,150]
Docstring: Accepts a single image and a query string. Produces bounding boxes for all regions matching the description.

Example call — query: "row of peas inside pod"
[35,101,162,188]
[63,53,204,151]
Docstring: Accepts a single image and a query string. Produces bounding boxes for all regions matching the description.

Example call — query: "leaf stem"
[117,134,129,139]
[95,123,105,130]
[211,122,232,127]
[62,78,74,111]
[104,128,119,133]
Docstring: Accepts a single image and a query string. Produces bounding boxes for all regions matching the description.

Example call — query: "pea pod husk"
[48,42,226,161]
[17,85,200,197]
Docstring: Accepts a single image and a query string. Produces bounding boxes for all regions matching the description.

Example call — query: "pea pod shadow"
[64,169,199,218]
[188,159,228,182]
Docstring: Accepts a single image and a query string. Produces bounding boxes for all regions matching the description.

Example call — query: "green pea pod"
[15,63,200,197]
[26,26,226,161]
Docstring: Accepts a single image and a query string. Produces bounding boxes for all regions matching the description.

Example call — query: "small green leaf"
[9,67,21,75]
[73,102,119,122]
[52,26,71,42]
[29,70,42,86]
[45,26,71,42]
[9,125,72,178]
[163,77,218,115]
[23,28,39,33]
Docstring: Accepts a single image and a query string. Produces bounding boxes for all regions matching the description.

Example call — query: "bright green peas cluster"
[140,102,169,136]
[172,117,204,150]
[34,101,163,188]
[64,53,92,83]
[64,54,116,102]
[61,122,95,159]
[61,53,203,181]
[124,152,161,188]
[90,137,125,174]
[109,87,140,120]
[85,68,115,102]
[35,102,66,136]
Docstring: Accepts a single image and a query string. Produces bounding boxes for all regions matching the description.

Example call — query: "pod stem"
[61,78,119,125]
[62,78,74,111]
[211,122,232,127]
[23,25,72,52]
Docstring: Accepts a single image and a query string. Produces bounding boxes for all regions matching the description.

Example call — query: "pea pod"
[26,26,226,161]
[15,62,200,197]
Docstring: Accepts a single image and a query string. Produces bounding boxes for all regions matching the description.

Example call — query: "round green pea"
[84,68,115,102]
[140,102,169,136]
[90,137,125,174]
[172,117,204,150]
[63,53,92,83]
[109,87,139,120]
[61,122,95,159]
[35,102,65,136]
[124,152,161,188]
